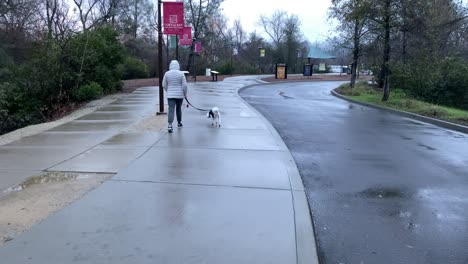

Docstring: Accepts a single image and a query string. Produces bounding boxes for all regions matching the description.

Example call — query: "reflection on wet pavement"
[241,81,468,264]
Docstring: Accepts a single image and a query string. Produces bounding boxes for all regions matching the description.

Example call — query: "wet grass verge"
[336,81,468,126]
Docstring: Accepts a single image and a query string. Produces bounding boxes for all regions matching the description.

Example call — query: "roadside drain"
[0,171,113,245]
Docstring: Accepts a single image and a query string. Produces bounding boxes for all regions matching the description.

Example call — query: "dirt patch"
[0,172,113,245]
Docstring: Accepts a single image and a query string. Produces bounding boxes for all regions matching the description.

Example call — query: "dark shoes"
[168,123,182,133]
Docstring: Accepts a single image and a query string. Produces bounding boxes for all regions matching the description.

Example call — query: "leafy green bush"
[0,27,129,135]
[64,27,125,93]
[391,57,468,110]
[218,62,233,75]
[74,82,103,101]
[120,57,149,80]
[0,47,13,82]
[0,82,45,134]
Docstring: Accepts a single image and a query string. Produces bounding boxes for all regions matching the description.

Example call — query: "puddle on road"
[3,172,99,195]
[400,135,413,140]
[358,187,410,199]
[417,143,437,151]
[277,90,294,99]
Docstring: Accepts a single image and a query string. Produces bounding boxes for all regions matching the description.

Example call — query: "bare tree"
[259,10,287,48]
[53,1,79,43]
[233,19,246,48]
[184,0,224,71]
[330,0,371,88]
[94,0,120,26]
[283,14,303,72]
[72,0,100,32]
[366,0,400,101]
[0,0,41,33]
[44,0,58,39]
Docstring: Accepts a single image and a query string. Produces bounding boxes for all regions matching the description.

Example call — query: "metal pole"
[194,54,196,82]
[193,38,196,82]
[157,0,165,114]
[258,47,262,74]
[296,49,299,74]
[230,43,233,76]
[166,34,169,68]
[175,35,179,60]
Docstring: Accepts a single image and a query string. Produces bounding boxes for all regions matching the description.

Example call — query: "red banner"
[163,2,184,34]
[194,41,202,53]
[179,26,192,46]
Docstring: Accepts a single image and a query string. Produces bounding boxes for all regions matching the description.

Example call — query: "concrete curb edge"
[331,89,468,134]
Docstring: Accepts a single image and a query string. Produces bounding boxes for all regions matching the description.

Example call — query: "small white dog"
[207,107,221,127]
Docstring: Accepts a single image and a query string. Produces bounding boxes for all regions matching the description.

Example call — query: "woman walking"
[162,60,187,133]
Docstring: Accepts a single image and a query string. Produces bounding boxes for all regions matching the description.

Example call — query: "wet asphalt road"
[240,82,468,264]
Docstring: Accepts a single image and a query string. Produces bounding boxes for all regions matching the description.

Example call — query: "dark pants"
[167,98,183,125]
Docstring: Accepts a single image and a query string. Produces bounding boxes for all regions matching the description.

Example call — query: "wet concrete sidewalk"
[0,88,159,190]
[0,76,317,264]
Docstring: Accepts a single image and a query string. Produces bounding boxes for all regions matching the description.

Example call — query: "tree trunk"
[382,0,391,101]
[402,29,407,64]
[111,0,116,26]
[133,0,138,38]
[402,2,407,64]
[350,19,360,88]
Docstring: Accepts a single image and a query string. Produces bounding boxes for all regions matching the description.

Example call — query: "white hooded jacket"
[162,60,187,99]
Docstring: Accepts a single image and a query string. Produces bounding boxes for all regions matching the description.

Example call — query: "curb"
[236,82,320,264]
[331,89,468,134]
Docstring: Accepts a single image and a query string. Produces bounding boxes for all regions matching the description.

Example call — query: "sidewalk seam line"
[151,145,283,152]
[109,179,291,191]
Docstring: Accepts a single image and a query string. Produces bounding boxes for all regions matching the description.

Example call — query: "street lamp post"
[175,35,179,60]
[340,51,344,76]
[258,47,263,74]
[296,49,301,74]
[156,0,165,115]
[230,42,234,76]
[192,38,196,82]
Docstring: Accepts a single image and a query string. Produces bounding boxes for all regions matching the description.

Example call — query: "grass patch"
[336,82,468,126]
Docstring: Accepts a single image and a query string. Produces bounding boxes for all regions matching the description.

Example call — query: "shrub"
[64,27,126,93]
[391,57,468,110]
[338,81,376,96]
[74,82,103,101]
[218,62,233,75]
[120,57,149,80]
[0,82,45,134]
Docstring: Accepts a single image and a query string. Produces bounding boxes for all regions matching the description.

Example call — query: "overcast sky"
[220,0,334,43]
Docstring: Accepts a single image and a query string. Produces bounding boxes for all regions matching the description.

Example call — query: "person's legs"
[167,98,176,132]
[175,98,183,126]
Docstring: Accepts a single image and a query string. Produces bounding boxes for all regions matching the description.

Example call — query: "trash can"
[205,68,211,76]
[275,64,287,79]
[303,64,312,76]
